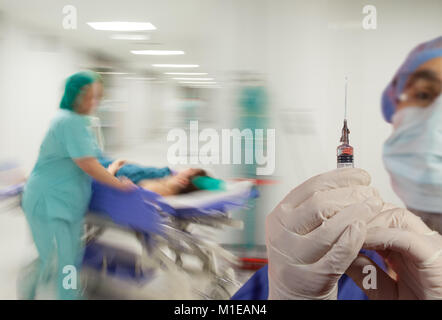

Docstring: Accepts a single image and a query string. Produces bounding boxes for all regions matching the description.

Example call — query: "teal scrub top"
[22,109,101,222]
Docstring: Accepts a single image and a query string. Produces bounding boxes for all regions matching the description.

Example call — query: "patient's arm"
[138,179,173,196]
[104,158,175,195]
[107,159,126,176]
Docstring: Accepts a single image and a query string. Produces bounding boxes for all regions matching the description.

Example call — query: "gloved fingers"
[367,206,434,234]
[267,261,340,300]
[381,202,398,211]
[281,168,371,211]
[266,242,341,300]
[267,198,382,265]
[346,254,401,300]
[280,186,380,235]
[384,250,442,299]
[306,197,383,252]
[314,220,367,282]
[364,227,438,263]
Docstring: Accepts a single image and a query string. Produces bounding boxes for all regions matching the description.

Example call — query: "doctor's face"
[396,57,442,112]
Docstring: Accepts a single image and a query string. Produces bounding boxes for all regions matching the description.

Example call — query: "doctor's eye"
[414,90,436,102]
[404,86,440,108]
[403,72,441,107]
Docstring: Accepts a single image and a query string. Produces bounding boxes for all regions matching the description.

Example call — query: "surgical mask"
[383,94,442,214]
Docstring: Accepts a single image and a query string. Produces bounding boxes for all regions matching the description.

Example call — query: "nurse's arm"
[74,157,134,191]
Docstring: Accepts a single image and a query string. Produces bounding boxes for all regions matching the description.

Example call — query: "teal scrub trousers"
[19,206,84,300]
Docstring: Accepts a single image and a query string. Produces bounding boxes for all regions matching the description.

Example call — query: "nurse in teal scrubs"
[19,71,135,300]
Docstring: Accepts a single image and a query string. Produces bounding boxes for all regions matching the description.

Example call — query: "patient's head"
[176,168,208,194]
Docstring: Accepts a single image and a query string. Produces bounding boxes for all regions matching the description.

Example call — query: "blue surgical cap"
[382,36,442,123]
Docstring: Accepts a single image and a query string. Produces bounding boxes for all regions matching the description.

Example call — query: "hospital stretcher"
[83,180,259,299]
[1,173,258,299]
[0,162,25,213]
[0,182,24,212]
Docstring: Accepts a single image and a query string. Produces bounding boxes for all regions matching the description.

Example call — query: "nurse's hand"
[76,157,137,192]
[107,159,127,176]
[265,168,383,299]
[117,177,137,192]
[347,206,442,300]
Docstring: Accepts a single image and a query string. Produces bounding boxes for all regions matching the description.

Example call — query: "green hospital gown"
[20,109,101,300]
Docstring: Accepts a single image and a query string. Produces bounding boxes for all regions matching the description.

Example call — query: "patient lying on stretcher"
[138,168,207,196]
[103,158,223,196]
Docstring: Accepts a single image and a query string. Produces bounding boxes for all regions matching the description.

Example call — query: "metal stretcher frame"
[82,181,258,299]
[84,209,241,276]
[0,183,24,212]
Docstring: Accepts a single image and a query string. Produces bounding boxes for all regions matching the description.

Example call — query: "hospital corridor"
[1,0,442,305]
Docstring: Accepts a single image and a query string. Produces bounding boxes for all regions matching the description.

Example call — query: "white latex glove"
[347,205,442,300]
[266,168,383,299]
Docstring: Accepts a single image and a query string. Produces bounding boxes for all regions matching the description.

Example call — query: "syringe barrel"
[337,143,354,168]
[337,162,354,168]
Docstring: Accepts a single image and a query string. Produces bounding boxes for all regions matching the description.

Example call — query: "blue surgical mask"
[383,95,442,213]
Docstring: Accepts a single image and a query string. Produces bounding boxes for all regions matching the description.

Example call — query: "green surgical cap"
[60,71,102,111]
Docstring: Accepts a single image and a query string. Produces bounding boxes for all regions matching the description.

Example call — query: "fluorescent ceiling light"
[179,81,217,84]
[87,22,156,31]
[187,85,221,89]
[131,50,184,55]
[97,72,130,75]
[188,84,220,86]
[187,83,220,86]
[165,72,208,75]
[124,77,155,80]
[173,77,213,81]
[110,34,150,41]
[152,64,199,68]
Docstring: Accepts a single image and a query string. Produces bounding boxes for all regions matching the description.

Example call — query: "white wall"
[0,18,96,172]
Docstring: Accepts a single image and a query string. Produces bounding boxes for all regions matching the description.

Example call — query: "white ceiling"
[0,0,232,75]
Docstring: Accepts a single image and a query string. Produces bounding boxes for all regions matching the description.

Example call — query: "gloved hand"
[266,168,383,299]
[347,205,442,299]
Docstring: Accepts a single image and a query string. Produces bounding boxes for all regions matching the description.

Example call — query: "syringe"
[337,77,354,168]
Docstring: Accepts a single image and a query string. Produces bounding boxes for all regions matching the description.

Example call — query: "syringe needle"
[344,76,348,120]
[337,76,354,168]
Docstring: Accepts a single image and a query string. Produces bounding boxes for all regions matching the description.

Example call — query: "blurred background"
[0,0,441,299]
